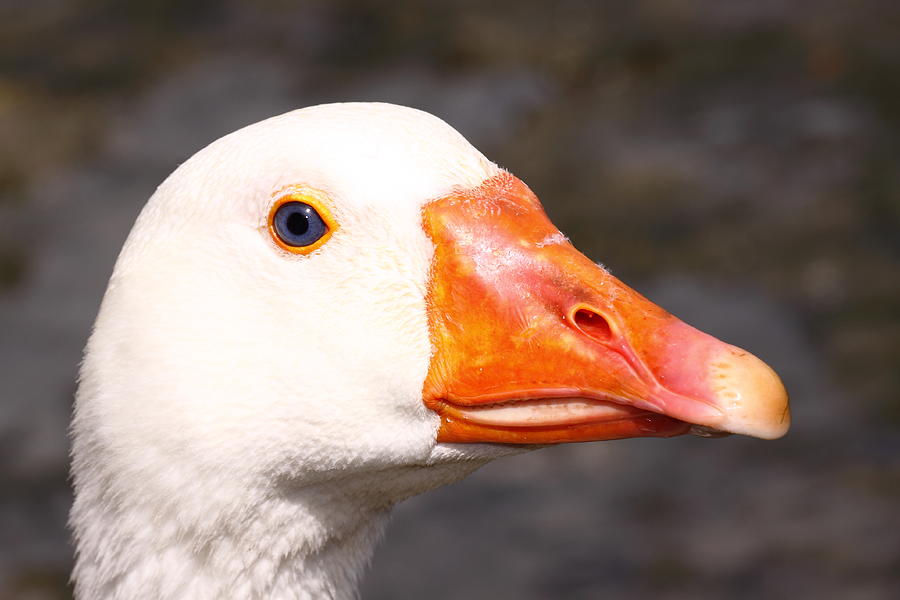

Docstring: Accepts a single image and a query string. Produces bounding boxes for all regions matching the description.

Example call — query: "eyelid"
[267,187,338,255]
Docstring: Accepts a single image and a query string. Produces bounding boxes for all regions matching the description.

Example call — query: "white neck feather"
[71,460,483,599]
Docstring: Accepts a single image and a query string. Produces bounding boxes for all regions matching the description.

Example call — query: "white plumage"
[72,103,509,599]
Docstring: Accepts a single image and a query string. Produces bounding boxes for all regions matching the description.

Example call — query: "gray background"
[1,1,898,598]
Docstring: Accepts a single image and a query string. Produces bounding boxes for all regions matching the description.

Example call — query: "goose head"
[71,102,789,598]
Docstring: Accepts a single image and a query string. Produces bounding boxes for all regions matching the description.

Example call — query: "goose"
[70,102,790,599]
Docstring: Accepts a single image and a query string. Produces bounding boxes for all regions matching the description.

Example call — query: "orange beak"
[422,173,790,444]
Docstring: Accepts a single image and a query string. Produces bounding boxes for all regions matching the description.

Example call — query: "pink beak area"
[421,173,790,445]
[644,320,791,439]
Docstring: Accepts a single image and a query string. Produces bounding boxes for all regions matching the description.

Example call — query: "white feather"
[71,103,516,599]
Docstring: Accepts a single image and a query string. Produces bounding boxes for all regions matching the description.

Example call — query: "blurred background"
[1,1,898,598]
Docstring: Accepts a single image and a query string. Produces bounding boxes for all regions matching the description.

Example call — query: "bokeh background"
[2,1,899,598]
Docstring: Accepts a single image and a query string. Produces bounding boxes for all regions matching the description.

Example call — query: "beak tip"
[710,346,791,440]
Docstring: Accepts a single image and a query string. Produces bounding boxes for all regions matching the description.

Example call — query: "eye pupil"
[285,210,310,236]
[272,201,329,249]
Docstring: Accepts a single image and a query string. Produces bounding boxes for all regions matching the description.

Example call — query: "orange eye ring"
[267,187,338,255]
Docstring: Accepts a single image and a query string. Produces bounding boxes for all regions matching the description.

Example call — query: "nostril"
[573,308,613,343]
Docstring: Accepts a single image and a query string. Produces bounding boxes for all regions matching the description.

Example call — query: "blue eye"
[272,201,329,249]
